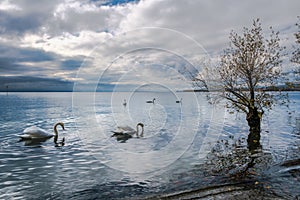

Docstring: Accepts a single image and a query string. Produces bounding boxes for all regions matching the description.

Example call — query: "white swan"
[111,123,144,142]
[20,122,65,140]
[146,98,156,104]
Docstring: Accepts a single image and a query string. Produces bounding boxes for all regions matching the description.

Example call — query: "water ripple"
[0,92,300,199]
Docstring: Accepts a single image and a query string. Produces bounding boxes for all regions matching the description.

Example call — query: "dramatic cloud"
[0,0,299,91]
[0,75,73,92]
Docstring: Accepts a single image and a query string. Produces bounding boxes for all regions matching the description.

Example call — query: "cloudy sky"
[0,0,299,92]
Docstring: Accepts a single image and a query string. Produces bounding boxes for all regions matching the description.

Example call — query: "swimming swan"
[146,98,156,103]
[20,122,65,140]
[111,123,144,142]
[123,99,127,107]
[176,98,182,103]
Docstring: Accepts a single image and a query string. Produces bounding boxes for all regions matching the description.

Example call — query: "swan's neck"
[54,123,64,135]
[140,127,144,137]
[136,125,139,137]
[54,125,58,135]
[136,124,144,137]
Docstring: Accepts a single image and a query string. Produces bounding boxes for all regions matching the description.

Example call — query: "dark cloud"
[16,48,55,63]
[0,11,46,35]
[61,59,84,71]
[0,76,74,92]
[0,45,56,75]
[0,45,54,61]
[0,58,24,73]
[96,83,116,92]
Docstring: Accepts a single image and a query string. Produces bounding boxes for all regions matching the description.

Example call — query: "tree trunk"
[246,107,261,132]
[246,107,261,152]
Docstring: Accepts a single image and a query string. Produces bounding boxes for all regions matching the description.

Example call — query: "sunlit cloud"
[0,0,22,11]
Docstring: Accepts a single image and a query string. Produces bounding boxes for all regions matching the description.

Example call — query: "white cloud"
[119,0,300,52]
[8,0,300,58]
[0,0,22,11]
[21,31,113,57]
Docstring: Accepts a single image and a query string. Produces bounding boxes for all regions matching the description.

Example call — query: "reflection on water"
[20,137,54,147]
[0,92,299,199]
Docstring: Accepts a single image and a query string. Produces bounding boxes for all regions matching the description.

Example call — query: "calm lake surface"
[0,92,299,199]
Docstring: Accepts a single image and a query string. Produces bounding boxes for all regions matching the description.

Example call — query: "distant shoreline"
[181,88,300,92]
[1,88,300,93]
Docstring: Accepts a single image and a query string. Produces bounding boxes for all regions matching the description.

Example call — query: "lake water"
[0,92,299,199]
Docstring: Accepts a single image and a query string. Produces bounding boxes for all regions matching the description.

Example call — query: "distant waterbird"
[146,98,156,104]
[123,99,127,107]
[176,98,182,103]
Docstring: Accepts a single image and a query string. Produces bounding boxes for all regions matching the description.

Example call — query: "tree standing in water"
[207,19,284,149]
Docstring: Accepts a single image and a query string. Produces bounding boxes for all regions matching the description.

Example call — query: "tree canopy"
[291,16,300,64]
[217,19,284,115]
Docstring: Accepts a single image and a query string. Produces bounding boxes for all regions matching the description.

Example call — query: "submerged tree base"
[247,131,261,152]
[246,107,262,152]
